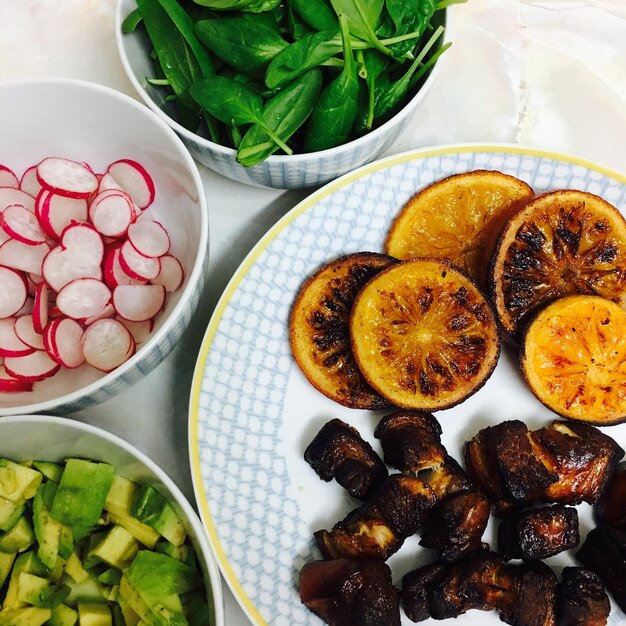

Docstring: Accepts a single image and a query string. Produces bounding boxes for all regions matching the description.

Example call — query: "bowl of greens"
[116,0,452,189]
[0,414,224,625]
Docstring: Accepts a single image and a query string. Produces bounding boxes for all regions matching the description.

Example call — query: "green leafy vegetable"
[192,0,281,12]
[329,0,392,55]
[121,8,143,33]
[384,0,436,55]
[287,0,338,31]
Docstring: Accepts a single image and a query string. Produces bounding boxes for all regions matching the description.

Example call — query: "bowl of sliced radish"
[0,78,209,414]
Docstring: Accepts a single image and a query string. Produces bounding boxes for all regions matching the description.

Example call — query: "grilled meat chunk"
[300,558,401,626]
[420,490,490,562]
[497,505,579,560]
[305,418,388,499]
[401,562,446,623]
[576,525,626,613]
[597,462,626,529]
[556,567,610,626]
[418,456,472,501]
[315,474,436,560]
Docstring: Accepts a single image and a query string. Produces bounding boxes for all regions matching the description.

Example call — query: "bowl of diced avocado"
[0,415,224,626]
[116,0,453,189]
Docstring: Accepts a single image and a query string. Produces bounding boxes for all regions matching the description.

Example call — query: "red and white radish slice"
[14,315,45,351]
[4,350,60,381]
[120,318,153,344]
[0,166,18,189]
[1,204,46,245]
[56,278,111,320]
[103,246,146,289]
[89,191,133,238]
[119,241,160,281]
[46,318,84,368]
[82,318,135,372]
[0,240,50,275]
[60,222,104,262]
[106,159,155,209]
[37,157,98,199]
[36,190,88,239]
[97,172,124,194]
[151,255,184,292]
[32,282,48,334]
[127,220,170,258]
[0,366,33,393]
[0,267,27,319]
[82,303,115,326]
[0,318,35,357]
[20,165,42,198]
[113,284,165,322]
[0,187,35,213]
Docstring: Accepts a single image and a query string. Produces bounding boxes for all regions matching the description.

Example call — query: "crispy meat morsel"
[419,455,472,501]
[315,474,436,560]
[556,567,610,626]
[497,505,579,561]
[576,525,626,613]
[374,410,446,472]
[596,462,626,529]
[304,419,388,500]
[300,558,400,626]
[401,562,446,623]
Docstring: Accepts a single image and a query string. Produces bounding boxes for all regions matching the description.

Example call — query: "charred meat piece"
[315,474,436,560]
[497,505,579,560]
[419,456,472,501]
[556,567,610,626]
[305,418,388,500]
[576,525,626,613]
[300,558,400,626]
[597,462,626,529]
[401,562,446,623]
[374,410,446,472]
[420,490,490,562]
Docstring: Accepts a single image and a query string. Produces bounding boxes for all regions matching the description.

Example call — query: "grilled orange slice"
[490,190,626,338]
[290,252,398,409]
[349,259,501,411]
[521,295,626,425]
[385,170,533,288]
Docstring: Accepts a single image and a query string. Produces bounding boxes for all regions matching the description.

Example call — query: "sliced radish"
[4,350,60,381]
[107,159,155,209]
[42,246,102,292]
[0,240,50,275]
[14,315,45,350]
[0,318,35,357]
[32,282,48,334]
[56,278,111,319]
[151,255,184,292]
[0,166,18,189]
[119,241,160,281]
[113,285,165,322]
[46,318,84,368]
[20,165,42,198]
[89,191,133,238]
[1,204,46,245]
[127,220,170,258]
[37,157,98,199]
[98,172,124,194]
[82,303,115,326]
[120,318,154,344]
[0,187,35,213]
[0,267,27,319]
[60,222,104,262]
[0,366,33,393]
[103,246,146,288]
[82,318,135,372]
[36,190,88,239]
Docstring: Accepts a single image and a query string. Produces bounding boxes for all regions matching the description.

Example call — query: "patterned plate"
[189,145,626,626]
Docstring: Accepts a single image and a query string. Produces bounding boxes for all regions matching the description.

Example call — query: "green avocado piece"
[3,551,47,609]
[127,551,201,597]
[16,572,70,609]
[31,462,63,484]
[77,603,112,626]
[0,499,25,533]
[0,606,51,626]
[32,490,62,569]
[0,517,34,554]
[131,487,187,547]
[48,604,77,626]
[89,526,138,570]
[0,461,42,504]
[0,550,16,588]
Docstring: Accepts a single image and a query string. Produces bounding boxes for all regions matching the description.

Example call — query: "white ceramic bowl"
[0,78,209,416]
[116,0,447,189]
[0,414,224,625]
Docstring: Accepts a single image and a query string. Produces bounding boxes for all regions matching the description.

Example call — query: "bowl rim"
[0,412,225,626]
[115,0,449,164]
[0,77,209,416]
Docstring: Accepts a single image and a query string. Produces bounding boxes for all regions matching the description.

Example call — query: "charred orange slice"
[521,295,626,425]
[290,252,398,409]
[385,170,534,287]
[490,190,626,338]
[349,259,501,411]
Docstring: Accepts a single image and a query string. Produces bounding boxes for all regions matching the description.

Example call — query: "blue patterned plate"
[189,145,626,626]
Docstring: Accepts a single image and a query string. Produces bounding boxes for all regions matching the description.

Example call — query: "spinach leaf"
[121,8,143,33]
[192,0,281,12]
[329,0,392,55]
[287,0,338,31]
[361,50,388,129]
[195,14,288,80]
[265,30,340,89]
[238,69,323,166]
[384,0,435,56]
[286,6,313,41]
[304,15,359,151]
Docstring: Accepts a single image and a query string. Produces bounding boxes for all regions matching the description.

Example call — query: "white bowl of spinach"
[117,0,453,189]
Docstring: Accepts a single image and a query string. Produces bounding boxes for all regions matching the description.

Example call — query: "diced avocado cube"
[0,461,42,504]
[130,487,187,547]
[4,551,47,609]
[118,576,152,624]
[155,542,189,563]
[97,568,122,586]
[51,460,114,528]
[32,490,62,569]
[0,551,16,588]
[0,517,34,553]
[127,551,201,597]
[89,526,138,570]
[58,525,73,561]
[48,604,78,626]
[0,499,25,532]
[16,572,70,609]
[117,594,140,626]
[0,607,51,626]
[77,603,111,626]
[65,552,90,585]
[32,462,63,484]
[40,481,57,510]
[64,574,105,606]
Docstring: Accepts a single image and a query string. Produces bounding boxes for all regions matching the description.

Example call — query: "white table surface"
[3,0,626,624]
